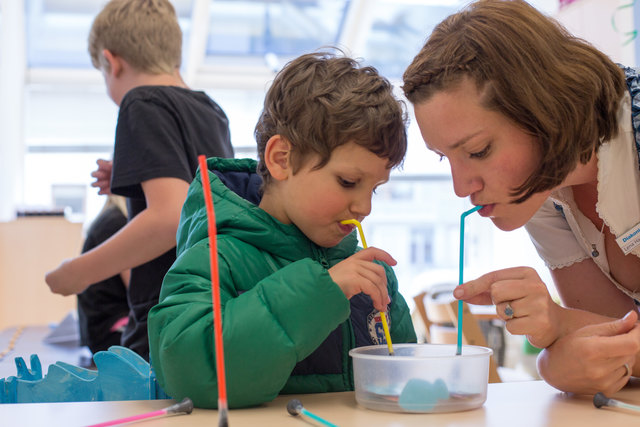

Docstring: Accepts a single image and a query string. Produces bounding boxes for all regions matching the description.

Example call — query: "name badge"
[616,222,640,254]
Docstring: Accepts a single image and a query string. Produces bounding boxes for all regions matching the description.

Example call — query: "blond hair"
[403,0,625,202]
[88,0,182,74]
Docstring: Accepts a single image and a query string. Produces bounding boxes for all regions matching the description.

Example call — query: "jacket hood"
[177,157,357,262]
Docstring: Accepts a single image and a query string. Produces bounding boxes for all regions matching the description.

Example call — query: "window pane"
[24,0,194,68]
[203,87,265,156]
[0,7,2,69]
[362,2,465,79]
[25,1,100,68]
[204,0,349,63]
[368,179,490,298]
[23,151,112,224]
[362,0,558,79]
[25,86,117,147]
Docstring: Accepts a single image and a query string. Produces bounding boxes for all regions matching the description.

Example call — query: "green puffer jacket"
[148,157,416,409]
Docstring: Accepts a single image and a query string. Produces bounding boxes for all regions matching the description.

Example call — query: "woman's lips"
[477,204,494,217]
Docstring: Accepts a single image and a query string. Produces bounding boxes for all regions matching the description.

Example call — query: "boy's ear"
[264,135,292,181]
[102,49,123,77]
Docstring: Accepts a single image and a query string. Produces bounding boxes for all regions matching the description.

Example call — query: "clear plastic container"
[349,343,492,413]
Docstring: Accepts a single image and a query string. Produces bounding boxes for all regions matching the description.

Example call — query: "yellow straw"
[341,219,395,356]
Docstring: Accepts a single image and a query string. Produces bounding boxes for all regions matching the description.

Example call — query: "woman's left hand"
[454,266,562,348]
[537,311,640,395]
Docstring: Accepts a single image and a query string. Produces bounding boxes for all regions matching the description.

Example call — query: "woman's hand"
[537,311,640,395]
[454,266,562,348]
[328,247,396,312]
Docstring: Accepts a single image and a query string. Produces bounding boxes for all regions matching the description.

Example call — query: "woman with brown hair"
[403,0,640,395]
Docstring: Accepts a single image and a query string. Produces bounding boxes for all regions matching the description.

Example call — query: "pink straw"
[86,397,193,427]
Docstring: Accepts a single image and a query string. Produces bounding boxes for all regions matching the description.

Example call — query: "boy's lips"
[338,222,356,234]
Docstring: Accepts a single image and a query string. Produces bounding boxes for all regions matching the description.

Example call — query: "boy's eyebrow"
[340,165,389,185]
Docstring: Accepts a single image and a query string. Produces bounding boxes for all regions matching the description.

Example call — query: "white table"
[0,380,639,427]
[1,326,639,427]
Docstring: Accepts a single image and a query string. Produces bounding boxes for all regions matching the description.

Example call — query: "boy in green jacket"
[148,51,417,408]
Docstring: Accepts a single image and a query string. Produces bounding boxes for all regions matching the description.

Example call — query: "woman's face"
[413,78,550,231]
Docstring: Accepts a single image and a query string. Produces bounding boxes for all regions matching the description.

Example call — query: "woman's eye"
[470,144,491,159]
[339,177,355,188]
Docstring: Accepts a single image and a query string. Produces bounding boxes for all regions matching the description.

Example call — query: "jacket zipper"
[314,246,330,269]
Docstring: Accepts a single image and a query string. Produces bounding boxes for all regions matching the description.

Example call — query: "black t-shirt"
[111,85,234,360]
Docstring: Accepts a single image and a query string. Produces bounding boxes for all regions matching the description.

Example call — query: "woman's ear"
[264,135,291,181]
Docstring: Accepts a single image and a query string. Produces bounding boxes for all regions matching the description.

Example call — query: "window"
[205,0,349,60]
[4,0,565,304]
[362,2,461,79]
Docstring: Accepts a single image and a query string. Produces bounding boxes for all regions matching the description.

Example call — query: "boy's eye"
[338,177,356,188]
[469,144,491,159]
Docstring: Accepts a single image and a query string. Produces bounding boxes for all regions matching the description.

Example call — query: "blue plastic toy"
[398,378,450,412]
[0,346,169,403]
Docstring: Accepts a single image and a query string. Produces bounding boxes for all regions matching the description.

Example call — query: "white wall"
[556,0,636,65]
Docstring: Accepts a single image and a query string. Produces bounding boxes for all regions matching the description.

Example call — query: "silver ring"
[624,363,632,377]
[504,302,514,320]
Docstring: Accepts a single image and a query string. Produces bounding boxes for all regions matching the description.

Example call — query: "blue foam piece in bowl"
[398,378,449,412]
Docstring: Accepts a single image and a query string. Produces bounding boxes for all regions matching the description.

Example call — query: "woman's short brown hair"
[402,0,625,202]
[255,50,408,189]
[88,0,182,74]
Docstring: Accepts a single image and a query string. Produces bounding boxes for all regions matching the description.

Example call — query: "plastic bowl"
[349,343,492,413]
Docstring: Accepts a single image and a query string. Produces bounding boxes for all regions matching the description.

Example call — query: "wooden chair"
[413,288,502,383]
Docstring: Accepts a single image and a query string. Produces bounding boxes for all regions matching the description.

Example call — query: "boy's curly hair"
[255,50,408,189]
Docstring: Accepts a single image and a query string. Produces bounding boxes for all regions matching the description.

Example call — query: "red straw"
[198,155,229,424]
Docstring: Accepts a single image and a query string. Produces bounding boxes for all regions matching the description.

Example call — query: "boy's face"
[268,141,391,248]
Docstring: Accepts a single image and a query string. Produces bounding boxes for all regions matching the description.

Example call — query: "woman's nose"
[451,163,483,198]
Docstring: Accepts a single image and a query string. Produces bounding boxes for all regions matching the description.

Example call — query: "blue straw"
[301,407,338,427]
[457,205,483,355]
[287,399,337,427]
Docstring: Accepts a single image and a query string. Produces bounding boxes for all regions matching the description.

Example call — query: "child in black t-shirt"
[45,0,234,360]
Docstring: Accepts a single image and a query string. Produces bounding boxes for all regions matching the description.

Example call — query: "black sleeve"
[111,99,193,199]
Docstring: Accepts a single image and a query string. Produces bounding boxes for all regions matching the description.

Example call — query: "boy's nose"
[350,193,372,218]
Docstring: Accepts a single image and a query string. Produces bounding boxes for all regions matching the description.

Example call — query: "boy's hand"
[328,247,396,312]
[45,259,87,296]
[91,159,113,195]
